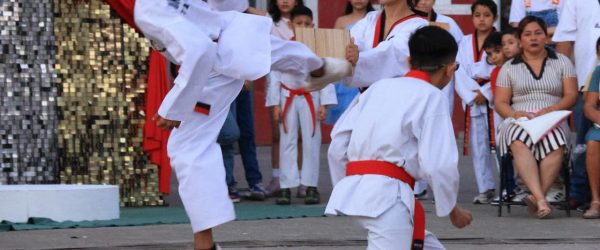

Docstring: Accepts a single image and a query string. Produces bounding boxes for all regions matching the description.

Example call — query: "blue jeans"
[219,102,240,187]
[220,89,263,188]
[235,89,263,186]
[527,9,558,27]
[570,92,592,203]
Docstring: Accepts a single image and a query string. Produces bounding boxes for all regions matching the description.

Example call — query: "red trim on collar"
[472,33,484,62]
[405,70,432,83]
[372,12,425,48]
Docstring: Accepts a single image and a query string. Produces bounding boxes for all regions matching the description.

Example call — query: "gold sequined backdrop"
[0,0,164,207]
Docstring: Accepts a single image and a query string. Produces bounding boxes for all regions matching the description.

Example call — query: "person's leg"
[510,142,544,202]
[470,115,496,202]
[298,95,321,204]
[266,106,281,196]
[571,92,592,205]
[585,140,600,216]
[221,143,236,188]
[194,229,214,249]
[539,147,564,195]
[277,99,300,204]
[235,89,263,187]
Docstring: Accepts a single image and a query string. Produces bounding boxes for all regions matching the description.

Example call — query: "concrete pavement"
[1,145,599,250]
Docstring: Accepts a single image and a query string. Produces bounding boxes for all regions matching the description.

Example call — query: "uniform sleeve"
[349,14,371,52]
[552,0,577,42]
[509,0,525,25]
[416,95,459,217]
[269,35,324,83]
[349,22,427,88]
[454,43,479,105]
[265,72,281,107]
[207,0,248,12]
[448,19,464,43]
[319,84,338,106]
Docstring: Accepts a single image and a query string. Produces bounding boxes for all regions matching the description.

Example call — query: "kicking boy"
[325,26,472,250]
[267,6,338,205]
[454,0,498,204]
[134,1,350,249]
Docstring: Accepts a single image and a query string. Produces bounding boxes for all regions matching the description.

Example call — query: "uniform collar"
[405,70,432,83]
[511,47,558,65]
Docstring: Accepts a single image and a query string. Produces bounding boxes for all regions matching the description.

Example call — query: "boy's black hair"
[409,26,458,72]
[268,0,305,23]
[344,1,375,15]
[483,31,502,49]
[596,36,600,54]
[471,0,498,17]
[291,5,313,20]
[501,27,519,39]
[517,15,547,38]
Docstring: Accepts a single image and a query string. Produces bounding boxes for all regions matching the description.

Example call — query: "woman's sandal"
[583,201,600,219]
[536,200,552,219]
[523,195,538,216]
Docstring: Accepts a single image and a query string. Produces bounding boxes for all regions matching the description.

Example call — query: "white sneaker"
[473,189,495,204]
[546,186,565,202]
[306,57,352,91]
[511,190,528,202]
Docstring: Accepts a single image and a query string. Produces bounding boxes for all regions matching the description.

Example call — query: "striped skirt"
[498,120,568,161]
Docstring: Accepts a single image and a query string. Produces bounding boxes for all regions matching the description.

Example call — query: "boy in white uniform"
[454,0,498,204]
[328,0,429,184]
[266,6,338,205]
[414,0,465,198]
[325,26,472,250]
[134,1,350,249]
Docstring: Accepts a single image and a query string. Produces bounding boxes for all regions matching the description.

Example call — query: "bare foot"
[536,200,552,219]
[523,195,538,216]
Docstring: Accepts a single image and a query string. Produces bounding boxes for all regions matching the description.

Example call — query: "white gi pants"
[352,201,445,250]
[167,75,243,233]
[279,94,321,188]
[469,114,496,193]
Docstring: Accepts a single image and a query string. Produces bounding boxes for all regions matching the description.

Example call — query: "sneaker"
[511,190,528,203]
[297,185,307,198]
[473,189,495,204]
[414,190,428,200]
[228,187,240,203]
[265,177,281,197]
[304,187,321,205]
[545,186,565,203]
[275,188,291,205]
[247,183,267,201]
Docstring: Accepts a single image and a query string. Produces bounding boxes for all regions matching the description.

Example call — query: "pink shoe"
[265,177,280,197]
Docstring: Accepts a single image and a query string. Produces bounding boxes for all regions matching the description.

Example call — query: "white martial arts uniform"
[347,10,429,88]
[329,9,427,187]
[454,33,496,194]
[415,12,463,194]
[433,12,464,114]
[325,71,460,250]
[134,0,323,233]
[266,72,337,188]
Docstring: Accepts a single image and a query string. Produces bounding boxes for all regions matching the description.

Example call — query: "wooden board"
[294,27,351,59]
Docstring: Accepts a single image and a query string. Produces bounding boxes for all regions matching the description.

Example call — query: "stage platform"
[0,185,119,223]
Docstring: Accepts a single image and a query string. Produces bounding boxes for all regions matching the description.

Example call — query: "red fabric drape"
[105,0,172,194]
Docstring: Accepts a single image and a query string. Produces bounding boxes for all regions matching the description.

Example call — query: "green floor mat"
[0,204,325,232]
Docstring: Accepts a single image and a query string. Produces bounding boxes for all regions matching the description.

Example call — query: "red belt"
[463,79,496,155]
[281,84,316,137]
[346,161,425,250]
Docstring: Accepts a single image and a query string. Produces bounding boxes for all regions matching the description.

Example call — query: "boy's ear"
[407,56,413,70]
[444,63,455,78]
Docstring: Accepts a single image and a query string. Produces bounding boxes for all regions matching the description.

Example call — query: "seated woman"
[494,16,578,219]
[583,36,600,219]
